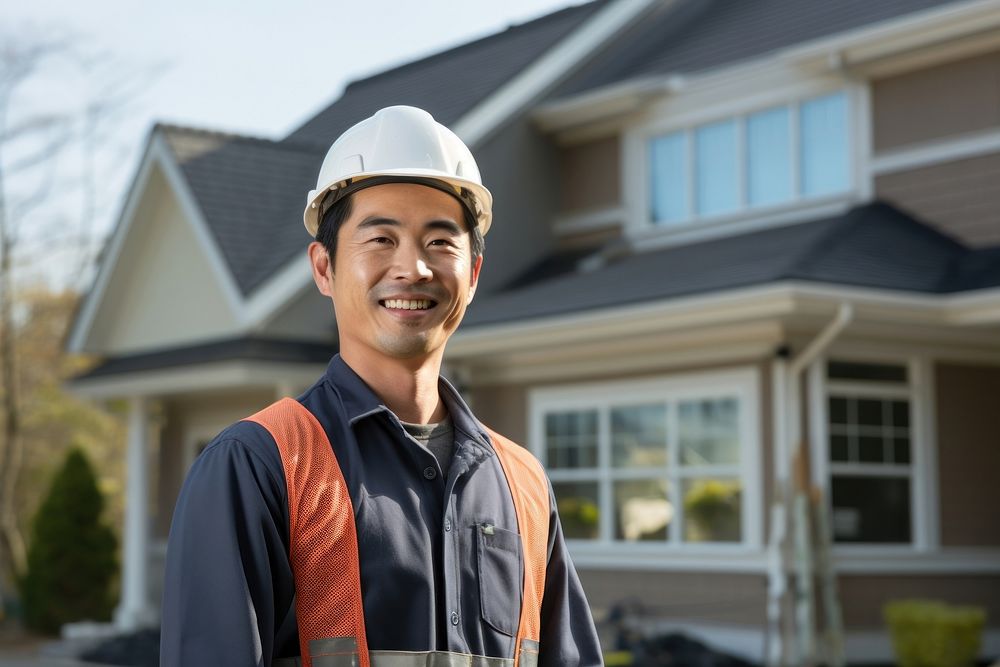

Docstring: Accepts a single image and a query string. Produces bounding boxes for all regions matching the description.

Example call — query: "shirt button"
[450,611,460,626]
[423,467,437,480]
[444,519,452,532]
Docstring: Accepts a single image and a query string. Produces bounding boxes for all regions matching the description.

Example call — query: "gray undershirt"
[401,416,455,474]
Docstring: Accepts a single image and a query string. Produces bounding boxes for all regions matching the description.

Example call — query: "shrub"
[19,447,118,634]
[884,599,986,667]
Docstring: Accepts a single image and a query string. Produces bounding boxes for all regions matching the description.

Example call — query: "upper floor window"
[648,91,851,226]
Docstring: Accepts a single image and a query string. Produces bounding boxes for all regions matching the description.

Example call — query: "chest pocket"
[476,522,523,636]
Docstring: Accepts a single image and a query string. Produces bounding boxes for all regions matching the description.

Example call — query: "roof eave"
[531,76,675,134]
[779,0,1000,76]
[447,282,1000,359]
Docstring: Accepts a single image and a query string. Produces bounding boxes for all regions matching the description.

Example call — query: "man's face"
[309,182,483,363]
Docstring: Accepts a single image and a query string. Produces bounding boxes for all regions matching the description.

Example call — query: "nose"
[391,240,433,283]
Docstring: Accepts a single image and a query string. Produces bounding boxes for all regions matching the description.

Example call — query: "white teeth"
[384,299,431,310]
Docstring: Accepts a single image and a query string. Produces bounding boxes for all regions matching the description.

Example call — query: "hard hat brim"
[303,169,493,238]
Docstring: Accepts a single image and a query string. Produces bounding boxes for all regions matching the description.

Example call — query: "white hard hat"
[303,105,493,237]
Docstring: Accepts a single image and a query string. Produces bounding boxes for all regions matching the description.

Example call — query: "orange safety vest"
[247,398,550,667]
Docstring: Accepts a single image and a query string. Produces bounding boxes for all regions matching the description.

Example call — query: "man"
[161,106,602,667]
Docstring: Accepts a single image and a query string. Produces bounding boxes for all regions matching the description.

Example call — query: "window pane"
[695,119,739,216]
[544,410,598,469]
[893,437,911,464]
[552,481,600,540]
[612,404,668,468]
[830,434,850,462]
[800,92,849,197]
[858,435,886,463]
[831,476,911,543]
[679,397,740,465]
[829,397,848,425]
[827,360,907,383]
[683,478,742,542]
[746,107,792,206]
[614,479,671,542]
[649,132,688,224]
[892,400,910,428]
[857,399,884,427]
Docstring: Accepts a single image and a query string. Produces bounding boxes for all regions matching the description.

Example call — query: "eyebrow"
[356,216,463,235]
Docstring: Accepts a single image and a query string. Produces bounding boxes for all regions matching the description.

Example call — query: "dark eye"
[429,238,455,247]
[371,236,392,245]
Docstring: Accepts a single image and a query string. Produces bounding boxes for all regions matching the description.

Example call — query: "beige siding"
[559,136,620,213]
[470,383,529,444]
[839,575,1000,629]
[874,152,1000,247]
[872,50,1000,152]
[89,167,241,354]
[935,363,1000,548]
[579,569,767,625]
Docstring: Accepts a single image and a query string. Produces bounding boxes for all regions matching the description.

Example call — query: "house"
[66,0,1000,663]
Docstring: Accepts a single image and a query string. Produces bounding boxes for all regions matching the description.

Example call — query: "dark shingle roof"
[160,126,327,295]
[287,1,607,146]
[553,0,969,100]
[73,337,337,381]
[462,202,1000,328]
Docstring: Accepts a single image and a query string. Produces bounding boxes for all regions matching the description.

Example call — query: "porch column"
[114,395,155,630]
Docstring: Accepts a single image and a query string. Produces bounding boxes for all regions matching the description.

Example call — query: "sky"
[2,0,580,287]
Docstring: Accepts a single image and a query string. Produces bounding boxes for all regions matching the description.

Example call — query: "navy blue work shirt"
[160,355,603,666]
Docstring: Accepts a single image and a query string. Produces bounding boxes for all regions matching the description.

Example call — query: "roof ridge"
[341,1,602,92]
[155,122,325,152]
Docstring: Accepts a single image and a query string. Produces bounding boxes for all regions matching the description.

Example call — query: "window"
[824,361,915,545]
[648,91,851,226]
[533,370,760,550]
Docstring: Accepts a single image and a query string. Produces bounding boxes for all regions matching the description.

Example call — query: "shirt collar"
[324,354,493,447]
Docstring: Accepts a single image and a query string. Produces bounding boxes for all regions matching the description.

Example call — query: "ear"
[467,253,483,303]
[308,241,334,297]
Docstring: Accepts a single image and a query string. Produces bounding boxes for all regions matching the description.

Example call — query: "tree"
[0,30,151,615]
[19,447,117,634]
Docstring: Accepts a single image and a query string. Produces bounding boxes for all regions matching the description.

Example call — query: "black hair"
[315,189,485,268]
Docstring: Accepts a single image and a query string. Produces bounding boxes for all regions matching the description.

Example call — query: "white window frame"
[625,81,869,240]
[529,367,763,567]
[808,356,938,555]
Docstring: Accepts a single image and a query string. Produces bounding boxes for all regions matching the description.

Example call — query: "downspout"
[767,302,853,667]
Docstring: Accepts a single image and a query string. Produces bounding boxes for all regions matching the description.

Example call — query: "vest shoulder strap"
[245,398,370,667]
[485,427,550,667]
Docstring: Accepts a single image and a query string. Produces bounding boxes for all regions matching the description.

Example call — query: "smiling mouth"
[379,298,437,311]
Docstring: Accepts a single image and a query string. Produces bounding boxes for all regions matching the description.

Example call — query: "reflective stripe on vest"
[247,398,549,667]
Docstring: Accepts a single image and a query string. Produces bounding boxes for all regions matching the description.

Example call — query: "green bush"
[683,479,740,542]
[19,447,118,634]
[884,599,986,667]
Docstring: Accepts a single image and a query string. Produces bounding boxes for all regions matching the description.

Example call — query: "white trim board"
[871,127,1000,175]
[69,359,328,399]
